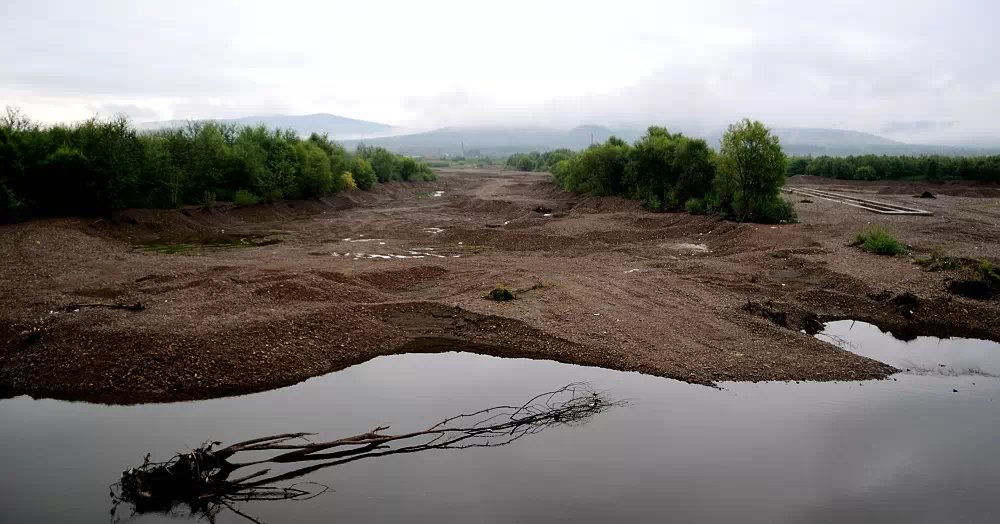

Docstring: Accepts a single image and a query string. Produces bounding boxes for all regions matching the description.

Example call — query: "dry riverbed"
[1,169,998,403]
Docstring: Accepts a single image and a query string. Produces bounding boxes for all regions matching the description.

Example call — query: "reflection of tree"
[111,383,621,523]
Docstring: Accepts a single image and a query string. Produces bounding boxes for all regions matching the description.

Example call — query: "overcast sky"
[2,0,997,143]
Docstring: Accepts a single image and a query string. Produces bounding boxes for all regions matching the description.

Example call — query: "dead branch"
[111,383,621,523]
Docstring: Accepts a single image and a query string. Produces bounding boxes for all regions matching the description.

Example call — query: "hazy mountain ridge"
[139,113,396,140]
[139,113,999,156]
[344,124,1000,157]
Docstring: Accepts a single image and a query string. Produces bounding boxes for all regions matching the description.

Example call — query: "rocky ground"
[1,169,997,403]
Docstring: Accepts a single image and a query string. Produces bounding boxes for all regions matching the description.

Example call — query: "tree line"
[786,154,1000,182]
[0,108,436,222]
[510,119,796,223]
[504,149,576,172]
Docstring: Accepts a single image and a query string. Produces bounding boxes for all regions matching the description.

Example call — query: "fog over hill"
[342,124,1000,157]
[139,113,397,140]
[135,111,1000,157]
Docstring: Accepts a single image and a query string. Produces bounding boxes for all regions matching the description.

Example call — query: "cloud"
[2,0,998,143]
[90,103,160,121]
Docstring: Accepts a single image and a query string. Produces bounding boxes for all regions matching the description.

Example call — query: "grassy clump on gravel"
[852,225,907,256]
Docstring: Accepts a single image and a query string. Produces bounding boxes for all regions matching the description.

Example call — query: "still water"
[1,322,998,523]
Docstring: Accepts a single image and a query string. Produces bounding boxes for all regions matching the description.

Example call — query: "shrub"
[853,225,907,256]
[516,156,537,171]
[341,171,358,190]
[854,166,878,181]
[684,197,706,215]
[356,144,401,182]
[757,196,798,223]
[643,193,663,211]
[0,181,26,222]
[351,157,377,190]
[978,259,1000,287]
[294,141,334,198]
[233,190,260,206]
[485,285,515,301]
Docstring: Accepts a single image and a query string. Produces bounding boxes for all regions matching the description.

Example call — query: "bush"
[757,196,798,224]
[684,197,706,215]
[516,156,537,171]
[0,181,26,222]
[978,259,1000,287]
[853,225,907,256]
[233,190,260,206]
[485,285,515,301]
[356,144,401,182]
[294,141,334,198]
[854,165,877,181]
[341,171,358,190]
[351,157,377,190]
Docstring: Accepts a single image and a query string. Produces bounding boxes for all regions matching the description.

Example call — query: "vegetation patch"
[516,119,797,224]
[915,250,972,272]
[852,225,907,256]
[915,252,999,300]
[485,285,516,302]
[786,154,1000,182]
[0,107,435,223]
[947,260,999,300]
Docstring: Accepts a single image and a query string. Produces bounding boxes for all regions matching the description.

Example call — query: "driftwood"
[111,383,621,523]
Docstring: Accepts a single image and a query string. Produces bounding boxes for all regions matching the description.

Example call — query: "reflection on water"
[2,340,1000,522]
[818,319,1000,377]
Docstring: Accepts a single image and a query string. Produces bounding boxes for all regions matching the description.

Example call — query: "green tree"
[716,119,793,222]
[294,141,334,197]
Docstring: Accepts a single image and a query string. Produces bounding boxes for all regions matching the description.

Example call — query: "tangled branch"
[111,383,621,523]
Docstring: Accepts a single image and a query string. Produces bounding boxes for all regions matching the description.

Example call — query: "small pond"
[1,322,999,523]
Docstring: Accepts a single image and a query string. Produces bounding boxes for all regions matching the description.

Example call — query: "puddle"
[817,320,1000,377]
[3,349,999,522]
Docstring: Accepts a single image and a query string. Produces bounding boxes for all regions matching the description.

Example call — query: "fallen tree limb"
[111,382,621,523]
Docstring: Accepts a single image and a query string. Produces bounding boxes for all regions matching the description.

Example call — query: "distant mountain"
[342,125,640,156]
[139,113,395,139]
[344,124,1000,157]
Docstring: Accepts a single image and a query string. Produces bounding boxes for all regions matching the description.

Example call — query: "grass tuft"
[852,225,907,256]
